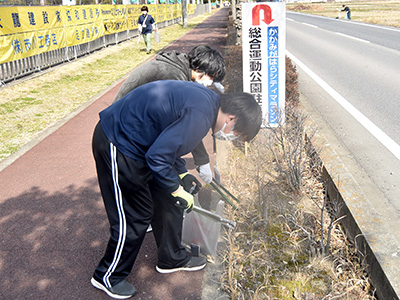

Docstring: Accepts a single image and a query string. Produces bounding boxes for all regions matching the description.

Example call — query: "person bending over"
[91,80,261,299]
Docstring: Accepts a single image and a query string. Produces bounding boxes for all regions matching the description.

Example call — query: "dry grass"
[0,12,215,162]
[218,36,376,298]
[219,125,376,299]
[286,1,400,28]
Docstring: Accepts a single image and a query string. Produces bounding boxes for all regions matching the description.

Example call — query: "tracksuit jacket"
[100,80,219,193]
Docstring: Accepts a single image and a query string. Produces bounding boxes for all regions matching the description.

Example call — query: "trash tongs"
[192,205,236,229]
[209,177,240,210]
[188,182,236,229]
[195,165,240,209]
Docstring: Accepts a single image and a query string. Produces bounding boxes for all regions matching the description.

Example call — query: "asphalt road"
[286,13,400,228]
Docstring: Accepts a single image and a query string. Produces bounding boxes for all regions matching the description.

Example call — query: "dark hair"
[141,6,148,12]
[220,92,262,141]
[188,45,226,82]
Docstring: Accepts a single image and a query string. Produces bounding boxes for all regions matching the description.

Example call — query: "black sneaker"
[155,256,207,274]
[91,277,136,299]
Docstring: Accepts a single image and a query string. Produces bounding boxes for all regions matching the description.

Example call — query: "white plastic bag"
[182,195,225,261]
[153,31,161,43]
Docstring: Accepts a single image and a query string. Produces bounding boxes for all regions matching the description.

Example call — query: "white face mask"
[195,73,213,87]
[214,122,238,141]
[142,11,147,15]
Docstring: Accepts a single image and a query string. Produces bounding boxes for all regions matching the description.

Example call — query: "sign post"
[242,2,286,127]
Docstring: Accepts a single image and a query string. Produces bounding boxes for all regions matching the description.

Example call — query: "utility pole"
[182,0,188,27]
[232,0,237,20]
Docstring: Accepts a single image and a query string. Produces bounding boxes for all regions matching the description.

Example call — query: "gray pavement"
[0,8,230,300]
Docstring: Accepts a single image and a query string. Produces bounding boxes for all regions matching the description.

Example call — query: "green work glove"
[171,186,194,213]
[179,172,202,195]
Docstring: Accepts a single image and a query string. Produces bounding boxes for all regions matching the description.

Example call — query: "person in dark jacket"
[111,44,226,283]
[114,45,226,184]
[341,4,351,20]
[138,6,156,54]
[90,80,262,299]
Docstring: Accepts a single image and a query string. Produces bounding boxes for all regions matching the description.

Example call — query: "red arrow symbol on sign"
[252,5,274,26]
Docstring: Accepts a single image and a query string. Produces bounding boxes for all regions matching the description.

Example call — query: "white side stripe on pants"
[103,143,127,288]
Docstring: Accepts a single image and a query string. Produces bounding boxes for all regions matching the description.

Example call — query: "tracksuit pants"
[91,122,189,287]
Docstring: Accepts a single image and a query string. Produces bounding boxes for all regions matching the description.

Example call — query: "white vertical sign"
[242,2,286,127]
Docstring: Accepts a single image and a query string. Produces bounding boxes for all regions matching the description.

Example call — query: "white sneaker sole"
[91,278,134,300]
[155,262,206,274]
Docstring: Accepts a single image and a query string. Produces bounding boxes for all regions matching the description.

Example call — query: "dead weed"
[219,42,375,299]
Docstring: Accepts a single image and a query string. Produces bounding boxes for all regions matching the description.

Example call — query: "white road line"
[335,32,371,43]
[287,11,400,33]
[286,50,400,161]
[301,22,318,28]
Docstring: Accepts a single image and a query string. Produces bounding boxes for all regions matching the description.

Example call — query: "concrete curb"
[300,93,400,300]
[201,239,230,300]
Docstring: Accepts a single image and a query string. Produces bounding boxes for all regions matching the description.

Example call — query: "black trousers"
[92,122,189,287]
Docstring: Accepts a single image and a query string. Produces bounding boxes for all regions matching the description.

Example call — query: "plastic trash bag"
[153,31,161,43]
[182,195,225,262]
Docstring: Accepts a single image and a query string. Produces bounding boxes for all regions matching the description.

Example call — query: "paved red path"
[0,8,228,300]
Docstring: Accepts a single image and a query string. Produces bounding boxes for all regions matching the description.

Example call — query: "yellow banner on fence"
[99,5,127,20]
[65,20,105,47]
[0,5,108,36]
[126,5,142,18]
[0,6,64,36]
[103,18,128,35]
[0,3,192,64]
[188,4,195,15]
[61,5,102,26]
[1,27,66,63]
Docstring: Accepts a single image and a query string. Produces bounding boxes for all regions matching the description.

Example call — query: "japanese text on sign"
[242,3,286,127]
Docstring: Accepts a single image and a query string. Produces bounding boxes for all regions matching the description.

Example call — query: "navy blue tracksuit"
[92,80,219,288]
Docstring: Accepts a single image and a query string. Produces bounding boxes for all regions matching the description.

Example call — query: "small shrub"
[286,56,300,108]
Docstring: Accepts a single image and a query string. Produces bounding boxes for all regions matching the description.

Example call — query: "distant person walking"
[341,4,351,20]
[138,6,156,54]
